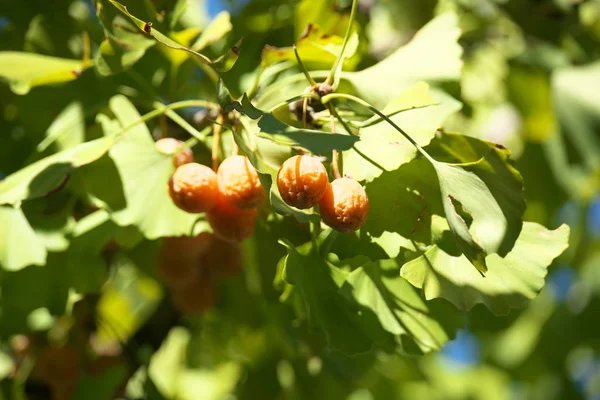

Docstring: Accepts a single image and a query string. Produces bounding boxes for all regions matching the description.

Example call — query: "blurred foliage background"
[0,0,599,399]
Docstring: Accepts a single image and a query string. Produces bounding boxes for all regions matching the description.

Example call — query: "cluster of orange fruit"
[155,139,369,314]
[157,138,263,242]
[155,138,251,315]
[158,138,370,236]
[25,343,127,400]
[156,232,242,315]
[277,155,369,232]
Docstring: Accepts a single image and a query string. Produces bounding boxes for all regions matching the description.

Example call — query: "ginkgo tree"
[0,0,580,398]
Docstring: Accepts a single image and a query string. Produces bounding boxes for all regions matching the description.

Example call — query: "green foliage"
[1,0,597,398]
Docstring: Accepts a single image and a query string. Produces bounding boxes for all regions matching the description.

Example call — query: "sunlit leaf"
[36,101,85,153]
[0,205,47,271]
[401,222,570,315]
[262,23,358,70]
[79,95,202,239]
[344,87,460,182]
[0,136,117,205]
[108,0,240,72]
[429,134,526,271]
[552,61,600,171]
[191,11,232,51]
[341,259,463,354]
[343,12,463,106]
[281,238,392,355]
[0,51,89,95]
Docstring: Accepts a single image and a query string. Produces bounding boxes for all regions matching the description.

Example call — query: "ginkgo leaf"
[341,259,463,354]
[0,51,90,95]
[0,135,117,206]
[281,238,392,355]
[0,205,47,271]
[401,222,570,315]
[262,23,358,70]
[78,95,202,239]
[108,0,240,72]
[343,85,460,182]
[428,134,526,271]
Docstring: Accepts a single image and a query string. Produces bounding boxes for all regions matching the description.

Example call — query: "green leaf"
[95,36,155,76]
[72,364,128,400]
[343,87,460,182]
[0,51,89,95]
[552,61,600,171]
[342,12,463,106]
[80,95,201,239]
[401,222,570,315]
[362,158,443,253]
[191,11,232,51]
[95,0,156,75]
[66,210,117,293]
[429,134,526,271]
[108,0,240,72]
[36,101,85,153]
[22,195,76,253]
[0,254,70,335]
[0,135,117,206]
[0,205,47,271]
[341,259,463,354]
[262,23,358,70]
[281,239,392,355]
[258,113,359,155]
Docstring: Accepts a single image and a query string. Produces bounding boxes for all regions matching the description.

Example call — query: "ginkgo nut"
[319,177,369,233]
[168,163,218,213]
[155,138,194,167]
[217,155,264,209]
[277,155,329,209]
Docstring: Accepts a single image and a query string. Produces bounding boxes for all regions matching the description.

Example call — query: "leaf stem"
[212,113,224,171]
[321,93,436,163]
[118,100,220,139]
[326,104,342,179]
[326,0,358,86]
[294,45,318,86]
[267,93,319,113]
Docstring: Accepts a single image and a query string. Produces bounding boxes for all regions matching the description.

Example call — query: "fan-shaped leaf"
[401,222,570,315]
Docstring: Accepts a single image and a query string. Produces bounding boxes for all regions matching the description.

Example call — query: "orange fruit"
[171,271,215,316]
[168,163,218,213]
[200,235,244,280]
[157,233,212,289]
[155,138,194,167]
[217,155,264,209]
[206,192,257,242]
[318,178,369,233]
[277,155,329,209]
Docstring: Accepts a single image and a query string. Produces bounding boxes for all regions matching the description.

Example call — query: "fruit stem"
[327,101,358,136]
[321,93,436,164]
[212,113,224,171]
[326,0,358,86]
[268,93,319,113]
[326,103,342,179]
[302,97,309,128]
[118,100,220,139]
[294,45,318,86]
[152,101,211,141]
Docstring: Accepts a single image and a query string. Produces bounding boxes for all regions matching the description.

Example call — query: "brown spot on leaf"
[495,143,507,150]
[71,70,82,77]
[231,46,240,55]
[143,22,153,33]
[299,23,314,40]
[46,174,71,197]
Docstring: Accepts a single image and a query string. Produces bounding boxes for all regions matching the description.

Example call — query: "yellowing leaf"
[0,51,89,95]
